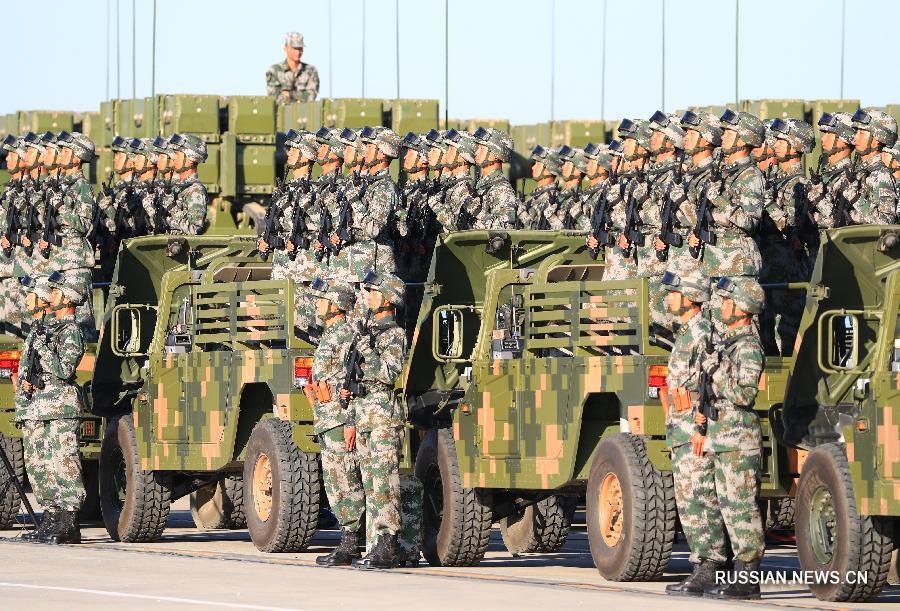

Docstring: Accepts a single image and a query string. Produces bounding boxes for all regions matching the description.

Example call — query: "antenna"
[361,0,366,98]
[132,0,136,99]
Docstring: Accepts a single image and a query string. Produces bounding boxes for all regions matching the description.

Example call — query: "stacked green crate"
[114,98,155,139]
[19,111,74,134]
[158,95,223,193]
[386,99,439,135]
[276,101,322,133]
[741,99,808,121]
[1,114,16,137]
[222,96,276,197]
[322,98,383,129]
[806,99,860,172]
[462,118,511,134]
[557,120,607,147]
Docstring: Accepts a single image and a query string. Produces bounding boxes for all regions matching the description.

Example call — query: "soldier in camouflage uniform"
[312,127,351,281]
[570,143,609,231]
[808,112,857,229]
[551,146,585,230]
[699,277,766,600]
[132,138,172,235]
[423,130,453,233]
[94,135,140,275]
[167,134,208,234]
[752,120,780,204]
[310,283,365,566]
[266,32,320,103]
[758,119,816,355]
[660,270,725,598]
[0,136,27,335]
[397,132,434,285]
[472,127,519,229]
[844,108,898,224]
[435,129,484,232]
[614,120,654,281]
[520,145,560,230]
[10,134,48,330]
[32,132,63,283]
[16,273,87,544]
[348,271,407,569]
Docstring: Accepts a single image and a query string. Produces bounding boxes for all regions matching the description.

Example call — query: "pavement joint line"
[0,581,304,611]
[0,539,875,609]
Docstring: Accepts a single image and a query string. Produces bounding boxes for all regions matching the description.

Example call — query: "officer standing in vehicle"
[266,32,320,103]
[15,273,87,545]
[660,270,724,598]
[310,283,365,566]
[845,108,898,224]
[472,127,519,229]
[809,112,856,228]
[697,277,766,601]
[167,134,208,234]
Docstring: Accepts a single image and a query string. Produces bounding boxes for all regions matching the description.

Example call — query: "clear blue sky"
[2,0,898,124]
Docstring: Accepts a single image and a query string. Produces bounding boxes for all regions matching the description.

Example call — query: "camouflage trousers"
[21,418,85,511]
[603,245,636,281]
[292,284,320,342]
[671,443,728,564]
[712,450,764,563]
[0,276,22,336]
[646,274,670,331]
[357,424,402,545]
[365,474,423,565]
[318,425,365,533]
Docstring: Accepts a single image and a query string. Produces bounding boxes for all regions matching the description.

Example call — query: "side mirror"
[433,307,469,362]
[110,304,157,357]
[818,311,859,373]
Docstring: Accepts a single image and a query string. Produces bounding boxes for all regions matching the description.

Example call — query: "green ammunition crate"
[19,111,74,134]
[159,94,221,141]
[322,98,383,129]
[741,99,808,121]
[277,101,322,133]
[99,101,115,145]
[198,143,221,194]
[80,112,103,144]
[1,114,17,137]
[556,120,606,147]
[227,96,276,143]
[114,98,156,138]
[806,99,861,173]
[386,99,439,135]
[220,133,275,197]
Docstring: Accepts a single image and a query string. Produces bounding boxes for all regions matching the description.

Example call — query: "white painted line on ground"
[0,582,303,611]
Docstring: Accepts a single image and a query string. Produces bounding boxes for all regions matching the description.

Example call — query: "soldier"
[167,134,208,234]
[571,142,609,231]
[552,146,586,230]
[95,135,140,255]
[659,270,724,598]
[752,120,780,204]
[698,277,766,600]
[471,127,519,229]
[523,145,561,230]
[585,140,629,279]
[614,119,654,281]
[397,132,434,285]
[310,282,365,566]
[266,32,320,103]
[49,131,97,339]
[759,119,815,355]
[0,135,27,336]
[15,273,87,545]
[131,138,168,235]
[312,128,349,280]
[845,108,898,224]
[33,132,64,280]
[808,112,856,229]
[347,271,407,569]
[423,130,454,234]
[434,129,482,232]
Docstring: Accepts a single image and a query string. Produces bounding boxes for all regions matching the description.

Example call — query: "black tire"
[764,497,795,531]
[586,433,676,581]
[795,443,894,602]
[99,415,172,542]
[190,476,247,530]
[243,418,319,553]
[414,428,492,567]
[0,433,25,529]
[500,495,575,554]
[79,459,103,522]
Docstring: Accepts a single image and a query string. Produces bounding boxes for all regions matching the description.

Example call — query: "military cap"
[852,107,898,147]
[401,131,429,157]
[817,112,855,145]
[324,284,356,312]
[284,129,318,160]
[648,111,685,149]
[360,126,402,159]
[771,118,815,154]
[582,142,614,172]
[530,145,562,176]
[361,270,405,307]
[661,270,709,303]
[285,32,305,48]
[445,129,477,164]
[720,109,765,147]
[715,276,764,314]
[47,270,87,306]
[56,131,96,162]
[19,275,52,303]
[617,119,653,150]
[169,133,208,164]
[315,127,345,159]
[680,111,723,146]
[472,127,512,162]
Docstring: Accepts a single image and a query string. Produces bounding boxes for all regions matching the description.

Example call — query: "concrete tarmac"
[1,499,897,610]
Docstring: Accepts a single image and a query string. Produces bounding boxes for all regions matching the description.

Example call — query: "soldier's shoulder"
[267,60,287,75]
[301,62,319,76]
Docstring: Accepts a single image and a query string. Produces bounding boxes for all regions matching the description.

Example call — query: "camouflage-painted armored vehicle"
[90,234,321,552]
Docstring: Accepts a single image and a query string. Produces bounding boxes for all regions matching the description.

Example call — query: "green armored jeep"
[91,235,321,552]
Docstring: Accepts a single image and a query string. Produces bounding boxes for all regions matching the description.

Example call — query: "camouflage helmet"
[336,127,359,147]
[315,127,345,159]
[111,134,132,155]
[1,134,22,157]
[680,111,723,146]
[771,118,815,154]
[661,270,709,303]
[361,270,405,307]
[21,132,45,155]
[529,145,562,176]
[817,112,855,145]
[19,275,52,303]
[761,119,778,147]
[47,270,86,306]
[170,133,208,164]
[648,111,685,149]
[361,126,402,159]
[445,129,477,164]
[56,131,96,162]
[401,131,429,157]
[40,131,61,152]
[883,147,900,167]
[307,277,329,299]
[472,127,512,162]
[852,107,898,147]
[584,142,614,172]
[324,283,356,312]
[130,137,160,164]
[557,145,586,175]
[283,129,318,160]
[424,128,449,152]
[720,109,765,147]
[617,119,653,150]
[715,276,764,314]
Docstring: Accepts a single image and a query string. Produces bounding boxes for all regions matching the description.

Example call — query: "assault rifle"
[259,178,288,262]
[339,338,365,409]
[314,194,334,263]
[1,181,22,258]
[149,177,172,235]
[587,161,620,260]
[656,151,686,262]
[788,180,814,259]
[688,150,723,260]
[621,168,647,258]
[695,333,718,436]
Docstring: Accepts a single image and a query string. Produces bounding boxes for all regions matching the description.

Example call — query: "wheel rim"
[111,446,127,512]
[252,453,273,523]
[423,464,444,533]
[808,485,836,565]
[598,472,624,547]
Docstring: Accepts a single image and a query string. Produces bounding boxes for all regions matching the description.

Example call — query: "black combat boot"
[666,560,724,596]
[316,529,361,566]
[353,534,398,569]
[43,510,81,545]
[704,560,761,600]
[23,509,58,542]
